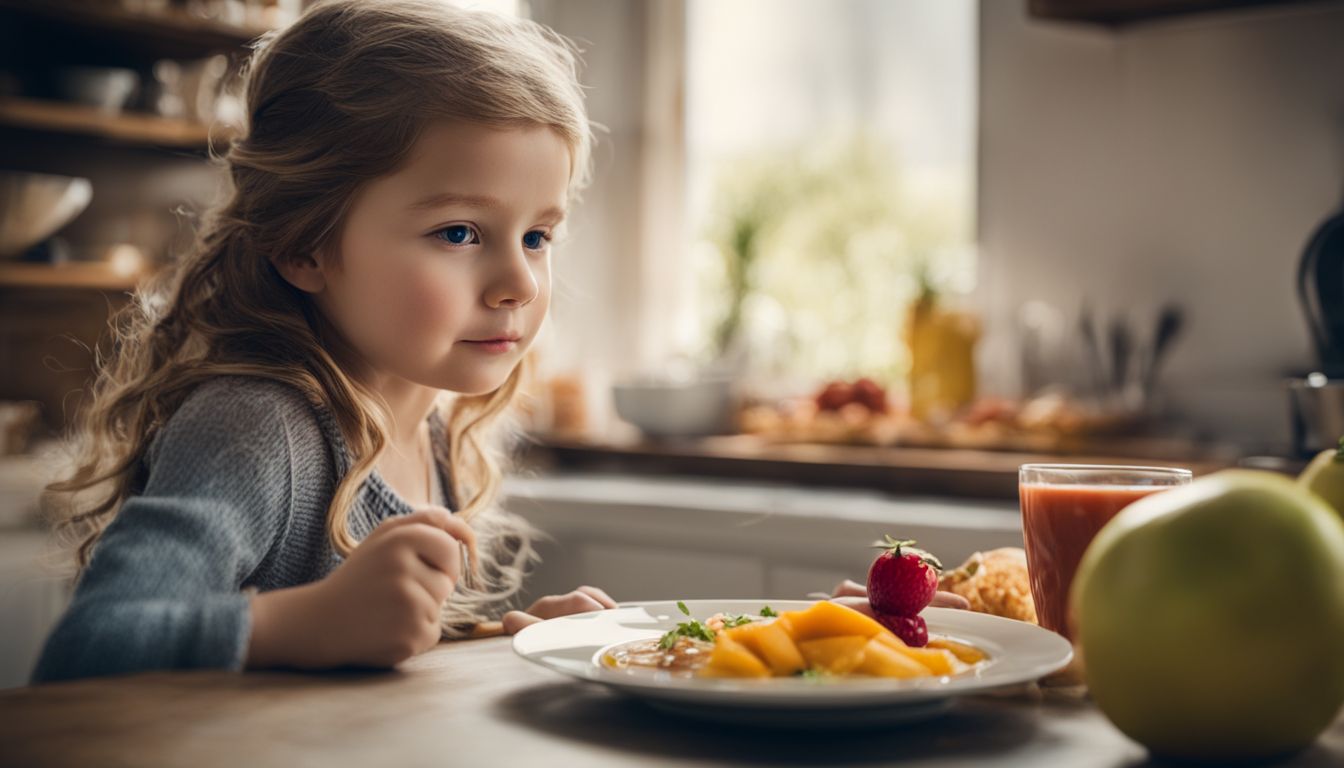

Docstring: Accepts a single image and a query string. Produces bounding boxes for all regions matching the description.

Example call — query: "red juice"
[1020,482,1170,639]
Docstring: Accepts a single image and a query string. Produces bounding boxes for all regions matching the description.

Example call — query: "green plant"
[699,133,973,381]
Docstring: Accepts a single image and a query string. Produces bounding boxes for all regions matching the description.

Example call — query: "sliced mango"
[927,637,987,665]
[700,635,770,678]
[726,620,806,676]
[796,635,870,675]
[780,601,888,642]
[897,646,962,676]
[857,637,934,678]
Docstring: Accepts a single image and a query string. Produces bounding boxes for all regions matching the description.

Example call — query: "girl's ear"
[272,250,328,294]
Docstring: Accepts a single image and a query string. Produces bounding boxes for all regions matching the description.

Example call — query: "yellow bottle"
[905,290,980,422]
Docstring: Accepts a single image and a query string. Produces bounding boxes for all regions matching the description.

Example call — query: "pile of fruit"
[698,600,983,680]
[814,377,889,414]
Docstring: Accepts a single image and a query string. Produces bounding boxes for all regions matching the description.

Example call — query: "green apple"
[1300,438,1344,518]
[1072,470,1344,763]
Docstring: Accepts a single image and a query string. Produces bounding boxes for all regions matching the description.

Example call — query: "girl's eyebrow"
[409,191,565,222]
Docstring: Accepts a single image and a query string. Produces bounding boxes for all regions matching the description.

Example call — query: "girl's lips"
[461,338,519,354]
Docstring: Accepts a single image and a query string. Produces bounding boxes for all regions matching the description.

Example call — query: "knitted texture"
[32,375,537,682]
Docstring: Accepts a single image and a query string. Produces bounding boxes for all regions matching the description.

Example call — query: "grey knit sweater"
[31,375,535,683]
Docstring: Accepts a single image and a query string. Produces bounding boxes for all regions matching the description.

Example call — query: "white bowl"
[0,171,93,258]
[612,377,735,438]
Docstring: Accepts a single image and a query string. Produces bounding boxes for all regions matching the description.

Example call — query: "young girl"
[32,0,618,682]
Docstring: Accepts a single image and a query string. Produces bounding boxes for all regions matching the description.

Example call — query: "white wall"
[976,0,1344,449]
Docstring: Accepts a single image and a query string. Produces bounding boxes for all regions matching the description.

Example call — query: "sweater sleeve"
[31,385,297,683]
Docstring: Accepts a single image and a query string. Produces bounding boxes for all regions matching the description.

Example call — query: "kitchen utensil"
[1107,316,1133,398]
[1017,301,1065,397]
[0,171,93,259]
[1287,373,1344,456]
[1077,303,1108,400]
[1298,208,1344,376]
[1140,304,1184,401]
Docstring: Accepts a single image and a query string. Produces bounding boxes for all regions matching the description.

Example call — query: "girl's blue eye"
[523,230,548,250]
[435,225,477,245]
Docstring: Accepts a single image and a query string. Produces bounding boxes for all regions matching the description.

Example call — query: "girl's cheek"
[400,270,464,336]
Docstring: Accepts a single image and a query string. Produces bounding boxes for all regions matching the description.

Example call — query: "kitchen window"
[681,0,979,385]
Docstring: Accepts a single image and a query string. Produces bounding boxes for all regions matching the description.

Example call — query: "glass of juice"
[1019,464,1192,640]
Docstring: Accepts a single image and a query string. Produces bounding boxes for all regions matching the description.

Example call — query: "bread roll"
[938,547,1037,624]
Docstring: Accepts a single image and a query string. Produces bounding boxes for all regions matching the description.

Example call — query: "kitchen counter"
[2,636,1341,767]
[522,433,1238,501]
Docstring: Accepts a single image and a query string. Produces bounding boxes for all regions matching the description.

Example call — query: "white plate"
[512,599,1073,727]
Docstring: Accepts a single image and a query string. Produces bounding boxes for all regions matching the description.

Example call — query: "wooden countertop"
[3,636,1341,767]
[523,434,1241,501]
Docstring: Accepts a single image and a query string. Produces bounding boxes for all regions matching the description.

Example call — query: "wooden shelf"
[0,0,271,61]
[1028,0,1336,25]
[0,98,233,151]
[0,262,144,291]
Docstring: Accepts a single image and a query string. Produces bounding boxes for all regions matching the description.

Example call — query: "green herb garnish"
[659,602,716,649]
[657,602,780,650]
[797,667,824,678]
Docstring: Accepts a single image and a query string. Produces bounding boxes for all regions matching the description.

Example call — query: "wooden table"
[2,637,1342,767]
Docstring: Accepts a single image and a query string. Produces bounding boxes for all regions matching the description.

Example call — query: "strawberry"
[876,612,928,648]
[852,377,888,414]
[867,535,943,616]
[815,381,854,412]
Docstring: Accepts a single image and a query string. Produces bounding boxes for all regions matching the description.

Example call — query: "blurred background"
[1,0,1343,686]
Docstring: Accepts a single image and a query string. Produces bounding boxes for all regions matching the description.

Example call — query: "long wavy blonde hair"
[47,0,592,594]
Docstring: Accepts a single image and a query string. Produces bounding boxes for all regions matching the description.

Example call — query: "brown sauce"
[601,636,713,675]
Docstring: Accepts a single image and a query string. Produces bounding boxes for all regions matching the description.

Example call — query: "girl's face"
[313,121,569,396]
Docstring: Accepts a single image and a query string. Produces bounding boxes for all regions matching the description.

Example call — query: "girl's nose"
[484,244,540,309]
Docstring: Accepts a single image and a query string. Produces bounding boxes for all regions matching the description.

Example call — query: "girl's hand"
[247,508,477,670]
[828,578,970,616]
[501,586,617,635]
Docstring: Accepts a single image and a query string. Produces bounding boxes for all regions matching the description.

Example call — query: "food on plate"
[865,535,944,647]
[867,536,942,617]
[937,548,1037,625]
[600,600,987,681]
[874,612,927,648]
[1072,471,1344,762]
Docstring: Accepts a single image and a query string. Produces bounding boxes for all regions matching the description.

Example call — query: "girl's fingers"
[576,585,618,609]
[828,596,876,617]
[829,592,971,618]
[395,507,480,576]
[831,579,868,598]
[530,591,603,619]
[502,610,542,635]
[386,524,463,584]
[930,591,971,610]
[407,553,456,604]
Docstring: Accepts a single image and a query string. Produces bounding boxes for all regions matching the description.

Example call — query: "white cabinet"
[506,474,1024,604]
[0,530,70,688]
